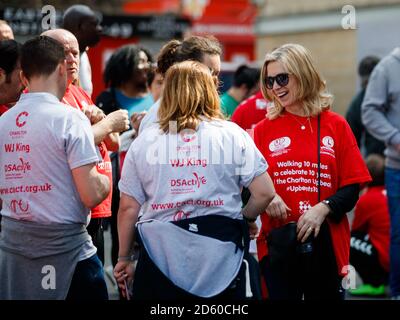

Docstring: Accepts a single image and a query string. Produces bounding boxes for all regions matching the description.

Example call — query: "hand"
[113,260,135,298]
[266,194,291,220]
[83,105,105,124]
[106,109,129,133]
[130,112,147,132]
[247,221,259,240]
[296,202,330,242]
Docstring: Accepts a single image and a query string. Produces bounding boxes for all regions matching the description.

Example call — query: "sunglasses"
[265,73,290,89]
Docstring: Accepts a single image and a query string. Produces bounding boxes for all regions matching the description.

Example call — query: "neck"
[119,83,148,98]
[285,103,305,116]
[28,75,63,101]
[227,87,243,103]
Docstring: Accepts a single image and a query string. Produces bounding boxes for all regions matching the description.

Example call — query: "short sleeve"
[336,117,372,187]
[66,111,99,170]
[118,140,146,205]
[237,129,268,187]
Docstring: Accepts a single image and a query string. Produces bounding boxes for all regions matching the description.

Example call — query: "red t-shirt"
[254,110,371,275]
[62,84,113,218]
[0,104,9,116]
[352,186,390,271]
[231,91,268,131]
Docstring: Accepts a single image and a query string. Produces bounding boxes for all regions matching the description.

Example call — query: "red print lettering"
[170,158,207,168]
[173,210,191,221]
[170,172,207,189]
[4,143,30,153]
[9,199,30,214]
[16,111,29,128]
[4,157,31,174]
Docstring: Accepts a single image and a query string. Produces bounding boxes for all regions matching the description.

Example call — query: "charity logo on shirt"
[170,172,207,194]
[321,136,336,158]
[269,136,291,157]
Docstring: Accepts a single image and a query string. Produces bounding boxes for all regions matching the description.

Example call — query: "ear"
[19,70,29,89]
[58,59,67,77]
[0,68,5,86]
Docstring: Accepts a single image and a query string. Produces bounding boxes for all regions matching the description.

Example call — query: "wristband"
[243,216,257,223]
[117,255,135,262]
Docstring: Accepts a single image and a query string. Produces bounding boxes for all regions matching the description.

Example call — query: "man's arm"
[72,163,110,208]
[91,109,129,147]
[362,65,399,147]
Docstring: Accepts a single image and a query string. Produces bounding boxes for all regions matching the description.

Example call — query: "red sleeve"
[231,104,244,129]
[336,115,371,187]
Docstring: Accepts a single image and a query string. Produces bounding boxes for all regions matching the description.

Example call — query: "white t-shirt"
[0,93,99,225]
[79,51,93,97]
[119,119,268,222]
[138,99,160,135]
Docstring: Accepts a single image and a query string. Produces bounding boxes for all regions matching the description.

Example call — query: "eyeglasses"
[265,73,290,89]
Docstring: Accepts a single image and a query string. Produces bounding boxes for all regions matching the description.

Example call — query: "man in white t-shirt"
[0,36,110,300]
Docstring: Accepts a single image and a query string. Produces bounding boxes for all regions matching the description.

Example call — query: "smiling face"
[266,60,300,111]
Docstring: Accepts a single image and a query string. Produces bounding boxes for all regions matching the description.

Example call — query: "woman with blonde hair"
[114,60,275,300]
[254,44,371,299]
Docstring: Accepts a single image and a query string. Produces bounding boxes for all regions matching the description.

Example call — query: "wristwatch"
[243,216,257,223]
[321,199,332,213]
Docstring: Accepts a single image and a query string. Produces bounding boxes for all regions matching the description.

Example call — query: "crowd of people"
[0,4,398,301]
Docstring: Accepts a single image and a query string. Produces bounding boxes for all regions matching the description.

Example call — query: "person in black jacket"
[95,44,153,270]
[346,56,384,157]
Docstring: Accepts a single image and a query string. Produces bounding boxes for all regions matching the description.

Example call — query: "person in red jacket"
[349,154,390,297]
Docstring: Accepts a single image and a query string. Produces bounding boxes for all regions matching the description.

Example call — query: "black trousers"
[260,222,344,300]
[350,231,388,286]
[87,218,105,265]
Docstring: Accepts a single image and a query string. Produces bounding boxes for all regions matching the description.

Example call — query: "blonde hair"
[158,61,223,133]
[260,44,333,119]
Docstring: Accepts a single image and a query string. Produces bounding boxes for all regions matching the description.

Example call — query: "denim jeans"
[385,167,400,297]
[66,254,108,300]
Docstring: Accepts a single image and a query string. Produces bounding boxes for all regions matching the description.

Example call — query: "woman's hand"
[266,194,291,220]
[114,260,135,298]
[297,202,330,242]
[247,221,259,240]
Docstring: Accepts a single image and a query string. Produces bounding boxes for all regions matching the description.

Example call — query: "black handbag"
[267,115,321,266]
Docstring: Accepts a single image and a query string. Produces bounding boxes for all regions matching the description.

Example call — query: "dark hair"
[232,65,260,89]
[156,36,222,76]
[103,44,153,88]
[366,153,385,186]
[21,36,65,80]
[0,40,21,76]
[358,56,380,77]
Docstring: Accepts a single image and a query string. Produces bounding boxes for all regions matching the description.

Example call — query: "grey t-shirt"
[119,120,268,222]
[0,92,99,224]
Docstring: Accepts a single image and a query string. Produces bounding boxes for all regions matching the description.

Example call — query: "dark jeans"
[87,218,104,265]
[66,254,108,300]
[350,231,388,286]
[260,223,344,300]
[385,167,400,296]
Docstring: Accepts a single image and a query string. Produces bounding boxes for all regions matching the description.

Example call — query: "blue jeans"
[66,254,108,300]
[385,167,400,297]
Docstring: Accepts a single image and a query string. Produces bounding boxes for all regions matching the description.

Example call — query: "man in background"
[63,5,102,97]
